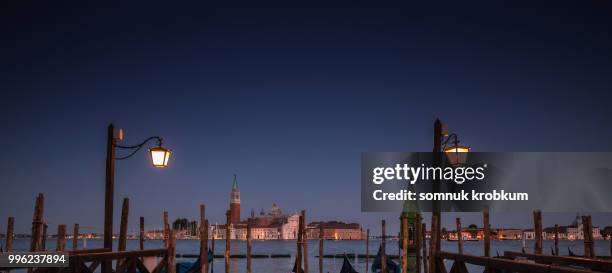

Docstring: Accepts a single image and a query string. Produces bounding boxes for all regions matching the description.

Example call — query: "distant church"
[229,174,240,225]
[211,174,363,240]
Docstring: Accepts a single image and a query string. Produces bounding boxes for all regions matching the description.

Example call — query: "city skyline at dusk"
[2,2,612,236]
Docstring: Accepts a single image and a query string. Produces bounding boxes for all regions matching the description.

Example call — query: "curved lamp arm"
[116,136,163,160]
[441,133,459,150]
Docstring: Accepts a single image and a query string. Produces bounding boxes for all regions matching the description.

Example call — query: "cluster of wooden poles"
[3,193,334,273]
[5,194,612,273]
[418,208,611,273]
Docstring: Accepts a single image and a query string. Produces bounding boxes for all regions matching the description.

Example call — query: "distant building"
[523,229,536,239]
[210,176,362,240]
[446,230,474,240]
[229,174,241,225]
[211,203,300,240]
[496,229,523,240]
[549,214,602,240]
[306,221,364,240]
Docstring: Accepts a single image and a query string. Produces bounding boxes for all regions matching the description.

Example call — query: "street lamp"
[103,124,171,273]
[149,146,172,167]
[442,133,470,167]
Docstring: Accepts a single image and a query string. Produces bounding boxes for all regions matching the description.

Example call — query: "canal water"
[4,239,611,273]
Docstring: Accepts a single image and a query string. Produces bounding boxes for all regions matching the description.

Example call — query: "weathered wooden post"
[589,215,595,258]
[118,198,129,251]
[319,224,324,273]
[401,216,408,273]
[246,218,252,273]
[456,218,463,254]
[365,228,369,273]
[30,193,44,252]
[73,223,79,250]
[483,207,490,257]
[302,210,308,273]
[200,205,208,273]
[163,210,169,247]
[296,213,304,273]
[225,210,231,273]
[591,216,596,258]
[168,229,176,273]
[533,210,542,255]
[140,217,145,250]
[56,224,66,251]
[554,224,559,256]
[583,215,594,258]
[428,216,438,273]
[6,217,14,251]
[212,226,216,273]
[381,220,387,273]
[415,214,422,273]
[204,220,210,273]
[421,223,428,273]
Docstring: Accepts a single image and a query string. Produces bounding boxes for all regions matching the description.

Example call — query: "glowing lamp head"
[149,146,172,167]
[444,145,470,166]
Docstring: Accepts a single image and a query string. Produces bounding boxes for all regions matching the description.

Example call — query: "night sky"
[1,2,612,235]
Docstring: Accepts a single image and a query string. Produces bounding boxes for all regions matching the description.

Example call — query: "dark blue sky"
[1,2,611,235]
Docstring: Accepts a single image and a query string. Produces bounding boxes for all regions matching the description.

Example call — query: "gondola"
[291,256,304,273]
[340,255,358,273]
[371,246,400,273]
[177,249,214,273]
[568,247,579,257]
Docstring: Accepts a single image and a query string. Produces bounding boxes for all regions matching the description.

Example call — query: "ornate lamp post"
[402,119,470,273]
[102,124,171,273]
[431,119,470,272]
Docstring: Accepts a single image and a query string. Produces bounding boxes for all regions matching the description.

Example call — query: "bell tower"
[229,174,241,225]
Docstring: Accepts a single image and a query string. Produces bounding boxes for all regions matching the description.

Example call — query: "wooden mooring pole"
[204,220,210,273]
[302,210,308,273]
[421,222,428,273]
[483,207,491,257]
[212,228,216,273]
[429,215,438,273]
[200,205,209,273]
[533,210,542,255]
[225,210,231,273]
[56,224,66,251]
[296,213,304,273]
[6,217,14,251]
[365,228,369,273]
[381,220,387,273]
[583,215,595,258]
[4,217,15,252]
[163,210,169,247]
[118,198,129,251]
[456,218,463,254]
[140,217,145,250]
[72,223,79,250]
[247,218,252,273]
[168,229,176,273]
[30,193,44,252]
[319,224,324,273]
[554,224,559,256]
[401,216,408,273]
[415,214,422,273]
